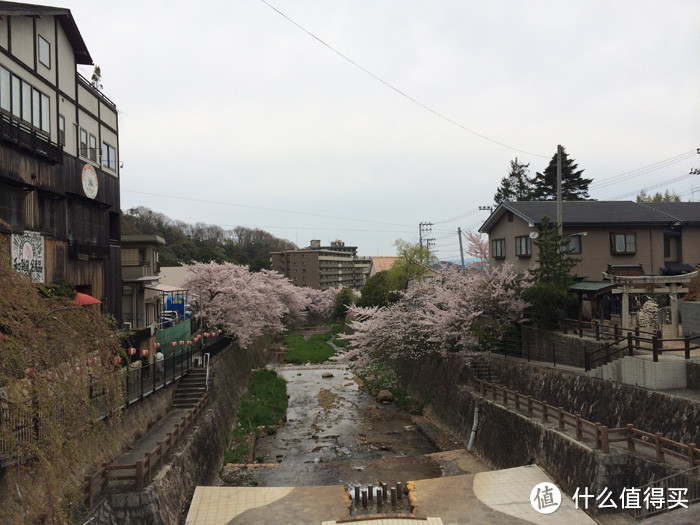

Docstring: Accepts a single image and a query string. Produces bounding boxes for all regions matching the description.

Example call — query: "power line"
[592,150,697,190]
[259,0,548,159]
[122,189,416,229]
[607,172,696,200]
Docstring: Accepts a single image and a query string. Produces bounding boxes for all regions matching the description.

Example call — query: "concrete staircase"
[173,368,208,408]
[473,359,501,385]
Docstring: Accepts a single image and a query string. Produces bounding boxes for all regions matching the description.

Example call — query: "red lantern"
[171,341,177,347]
[204,332,210,338]
[128,347,137,356]
[75,366,83,375]
[114,356,121,365]
[218,329,222,335]
[179,340,185,346]
[89,356,96,366]
[186,340,192,346]
[153,342,160,349]
[45,370,57,380]
[141,349,149,357]
[25,368,34,378]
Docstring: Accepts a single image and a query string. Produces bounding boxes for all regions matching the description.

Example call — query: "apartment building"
[0,2,121,318]
[271,239,371,290]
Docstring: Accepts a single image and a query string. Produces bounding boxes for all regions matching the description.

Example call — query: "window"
[89,134,97,161]
[38,36,51,68]
[0,67,9,111]
[21,80,31,121]
[40,92,49,132]
[492,238,506,259]
[11,75,20,117]
[57,115,65,145]
[610,233,636,255]
[31,88,40,126]
[515,236,531,257]
[102,142,117,171]
[567,235,582,254]
[1,70,50,134]
[79,128,88,157]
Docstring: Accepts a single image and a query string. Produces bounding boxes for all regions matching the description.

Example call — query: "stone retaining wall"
[493,357,700,444]
[89,341,267,524]
[521,325,613,368]
[394,351,697,511]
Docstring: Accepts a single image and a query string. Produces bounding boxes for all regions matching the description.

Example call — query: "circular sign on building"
[82,163,99,199]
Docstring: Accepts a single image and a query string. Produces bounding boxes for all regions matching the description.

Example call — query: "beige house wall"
[489,214,694,279]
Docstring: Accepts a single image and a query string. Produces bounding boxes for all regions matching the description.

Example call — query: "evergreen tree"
[494,157,533,204]
[522,216,579,329]
[636,189,681,202]
[530,147,593,201]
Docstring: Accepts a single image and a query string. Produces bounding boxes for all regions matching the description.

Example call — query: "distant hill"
[121,206,296,271]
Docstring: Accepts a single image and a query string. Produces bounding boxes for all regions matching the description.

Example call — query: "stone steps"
[173,369,207,408]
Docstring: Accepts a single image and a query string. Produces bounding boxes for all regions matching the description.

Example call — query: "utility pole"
[458,227,466,275]
[557,144,563,235]
[419,222,433,248]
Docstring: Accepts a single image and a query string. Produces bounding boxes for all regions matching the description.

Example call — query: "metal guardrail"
[585,332,700,371]
[0,335,230,465]
[631,467,700,520]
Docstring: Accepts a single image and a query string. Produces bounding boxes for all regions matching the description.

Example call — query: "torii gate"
[602,271,697,337]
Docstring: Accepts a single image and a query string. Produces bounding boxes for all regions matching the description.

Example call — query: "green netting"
[156,320,192,358]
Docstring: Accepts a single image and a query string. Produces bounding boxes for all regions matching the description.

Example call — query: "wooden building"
[0,2,121,319]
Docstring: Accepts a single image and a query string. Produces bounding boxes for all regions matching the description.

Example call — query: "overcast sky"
[57,0,700,258]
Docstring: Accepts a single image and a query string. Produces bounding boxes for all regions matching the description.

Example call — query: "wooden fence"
[473,378,699,474]
[82,392,209,509]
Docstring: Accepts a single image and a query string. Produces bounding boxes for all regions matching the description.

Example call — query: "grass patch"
[223,441,250,464]
[224,369,288,464]
[356,359,423,414]
[284,333,336,363]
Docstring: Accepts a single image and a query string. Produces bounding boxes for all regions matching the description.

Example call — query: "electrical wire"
[607,172,696,200]
[259,0,548,159]
[591,150,697,189]
[122,189,416,229]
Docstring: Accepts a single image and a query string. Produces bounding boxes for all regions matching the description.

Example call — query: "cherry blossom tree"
[183,262,315,347]
[463,230,489,271]
[337,263,528,366]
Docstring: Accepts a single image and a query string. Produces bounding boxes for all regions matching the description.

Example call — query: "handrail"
[203,353,210,389]
[585,331,700,371]
[82,391,210,507]
[630,466,700,520]
[473,378,700,473]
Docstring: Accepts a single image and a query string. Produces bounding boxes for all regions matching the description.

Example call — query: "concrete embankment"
[393,352,699,512]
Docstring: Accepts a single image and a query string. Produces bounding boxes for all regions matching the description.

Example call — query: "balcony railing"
[0,113,62,164]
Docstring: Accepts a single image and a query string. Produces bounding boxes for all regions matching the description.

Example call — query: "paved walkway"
[185,465,596,524]
[112,409,189,467]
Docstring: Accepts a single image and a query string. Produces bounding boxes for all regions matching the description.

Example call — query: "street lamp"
[563,232,588,253]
